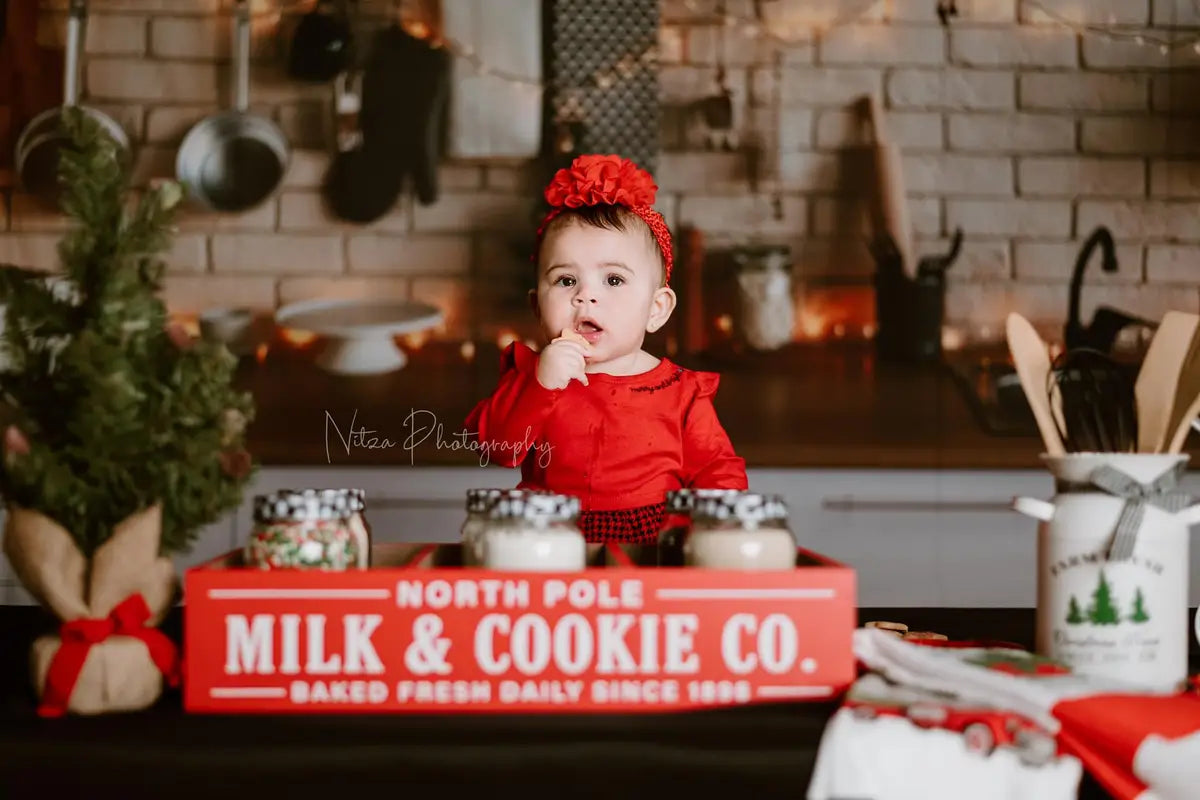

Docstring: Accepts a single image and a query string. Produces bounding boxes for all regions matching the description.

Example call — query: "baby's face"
[535,222,666,367]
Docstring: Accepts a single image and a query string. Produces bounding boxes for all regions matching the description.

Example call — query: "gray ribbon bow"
[1086,464,1191,561]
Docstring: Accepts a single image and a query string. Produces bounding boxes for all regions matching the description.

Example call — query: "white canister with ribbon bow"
[1013,453,1200,692]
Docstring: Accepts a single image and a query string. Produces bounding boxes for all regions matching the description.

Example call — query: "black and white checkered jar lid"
[465,488,535,514]
[692,493,789,527]
[665,488,745,514]
[254,488,365,523]
[486,492,581,524]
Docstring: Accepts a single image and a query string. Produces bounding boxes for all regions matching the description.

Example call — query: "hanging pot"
[14,0,130,208]
[175,0,289,212]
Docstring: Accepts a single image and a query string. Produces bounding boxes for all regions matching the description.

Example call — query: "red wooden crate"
[183,542,856,714]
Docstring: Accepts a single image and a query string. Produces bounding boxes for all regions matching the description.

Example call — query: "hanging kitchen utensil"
[1006,312,1066,456]
[699,3,736,151]
[176,0,289,212]
[288,0,352,83]
[1046,348,1138,453]
[866,92,915,280]
[1133,310,1199,453]
[14,0,129,208]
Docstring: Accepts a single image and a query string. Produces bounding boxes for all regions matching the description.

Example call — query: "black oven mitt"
[325,23,450,223]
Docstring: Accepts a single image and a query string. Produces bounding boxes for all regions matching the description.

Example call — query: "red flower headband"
[535,154,674,283]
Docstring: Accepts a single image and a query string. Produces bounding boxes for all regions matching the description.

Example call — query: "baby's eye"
[555,276,576,287]
[606,274,625,287]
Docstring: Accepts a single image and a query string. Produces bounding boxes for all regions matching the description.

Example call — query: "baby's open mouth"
[577,320,603,333]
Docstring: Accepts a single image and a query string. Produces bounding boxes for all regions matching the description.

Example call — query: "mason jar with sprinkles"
[246,488,362,571]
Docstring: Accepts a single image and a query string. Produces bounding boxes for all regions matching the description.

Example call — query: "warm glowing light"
[403,330,430,350]
[799,312,826,340]
[977,325,993,341]
[169,312,200,339]
[281,328,317,347]
[832,323,846,339]
[862,323,876,339]
[460,341,476,361]
[941,326,966,352]
[715,315,734,334]
[497,330,519,350]
[255,344,269,364]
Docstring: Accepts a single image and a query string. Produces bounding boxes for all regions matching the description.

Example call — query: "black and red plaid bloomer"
[578,503,666,544]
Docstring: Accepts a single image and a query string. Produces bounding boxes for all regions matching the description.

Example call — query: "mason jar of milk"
[479,492,586,571]
[684,492,796,570]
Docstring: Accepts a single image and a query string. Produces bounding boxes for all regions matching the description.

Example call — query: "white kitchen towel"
[442,0,542,159]
[853,628,1200,800]
[807,706,1082,800]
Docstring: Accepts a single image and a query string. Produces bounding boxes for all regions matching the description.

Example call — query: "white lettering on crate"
[591,679,682,704]
[395,579,530,609]
[223,613,384,676]
[720,613,800,675]
[289,680,389,704]
[395,680,492,704]
[473,613,700,676]
[541,579,644,609]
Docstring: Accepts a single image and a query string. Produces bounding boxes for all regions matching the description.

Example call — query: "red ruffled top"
[464,343,747,511]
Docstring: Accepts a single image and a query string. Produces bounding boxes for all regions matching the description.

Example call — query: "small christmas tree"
[1087,570,1121,626]
[1066,595,1084,625]
[1130,587,1150,623]
[0,107,255,557]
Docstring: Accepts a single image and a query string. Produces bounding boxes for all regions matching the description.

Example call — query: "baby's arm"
[464,347,563,468]
[682,388,748,489]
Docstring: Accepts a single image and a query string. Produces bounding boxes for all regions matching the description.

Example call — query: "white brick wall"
[5,0,1200,339]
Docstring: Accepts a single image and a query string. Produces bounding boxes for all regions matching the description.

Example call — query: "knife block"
[872,229,963,364]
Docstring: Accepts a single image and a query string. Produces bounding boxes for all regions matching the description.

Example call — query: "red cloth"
[39,593,181,718]
[465,342,747,514]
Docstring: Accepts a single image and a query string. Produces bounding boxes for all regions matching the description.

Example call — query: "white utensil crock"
[1013,452,1200,691]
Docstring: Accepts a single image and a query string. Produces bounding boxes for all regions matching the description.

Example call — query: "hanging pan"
[15,0,130,207]
[176,0,289,212]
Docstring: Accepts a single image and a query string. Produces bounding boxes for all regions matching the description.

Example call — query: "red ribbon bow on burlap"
[38,593,181,718]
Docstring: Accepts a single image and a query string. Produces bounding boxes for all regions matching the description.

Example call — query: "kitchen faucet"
[1064,226,1152,354]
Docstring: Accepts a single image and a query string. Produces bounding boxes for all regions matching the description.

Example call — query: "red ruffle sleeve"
[681,372,748,490]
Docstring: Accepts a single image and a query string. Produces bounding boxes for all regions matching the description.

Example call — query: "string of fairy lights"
[419,0,1200,91]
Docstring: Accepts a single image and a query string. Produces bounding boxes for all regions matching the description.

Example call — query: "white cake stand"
[274,298,444,375]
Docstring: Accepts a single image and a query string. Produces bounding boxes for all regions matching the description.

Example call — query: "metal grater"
[547,0,661,174]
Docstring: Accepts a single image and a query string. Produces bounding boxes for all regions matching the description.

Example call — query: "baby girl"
[464,154,747,542]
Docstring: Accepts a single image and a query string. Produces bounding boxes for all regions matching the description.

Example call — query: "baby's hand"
[538,329,592,389]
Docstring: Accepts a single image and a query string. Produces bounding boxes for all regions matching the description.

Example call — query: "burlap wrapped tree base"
[1,503,181,716]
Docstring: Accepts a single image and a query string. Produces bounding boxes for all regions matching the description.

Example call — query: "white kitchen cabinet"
[4,465,1200,609]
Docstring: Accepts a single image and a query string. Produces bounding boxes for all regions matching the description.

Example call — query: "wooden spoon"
[1134,311,1200,453]
[1006,312,1065,456]
[1161,320,1200,453]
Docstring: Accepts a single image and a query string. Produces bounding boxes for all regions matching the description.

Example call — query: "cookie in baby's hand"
[553,328,593,354]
